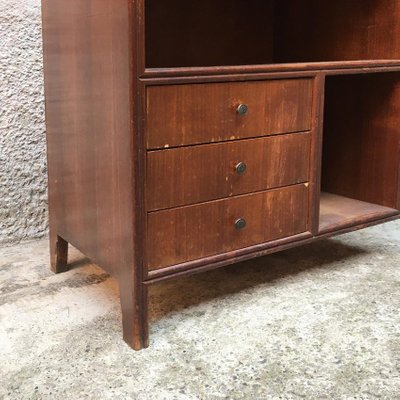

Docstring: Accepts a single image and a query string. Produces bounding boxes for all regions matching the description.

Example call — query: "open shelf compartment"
[145,0,400,69]
[319,72,400,233]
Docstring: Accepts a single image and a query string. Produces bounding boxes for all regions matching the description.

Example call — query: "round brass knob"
[235,218,247,230]
[235,162,247,175]
[236,104,249,115]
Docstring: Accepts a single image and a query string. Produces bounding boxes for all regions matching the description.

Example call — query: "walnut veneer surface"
[42,0,400,349]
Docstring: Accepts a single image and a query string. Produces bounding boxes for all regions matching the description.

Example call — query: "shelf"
[143,60,400,78]
[145,0,400,72]
[319,193,398,234]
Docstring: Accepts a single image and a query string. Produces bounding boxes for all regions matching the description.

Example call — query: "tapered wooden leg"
[50,232,69,273]
[119,278,149,350]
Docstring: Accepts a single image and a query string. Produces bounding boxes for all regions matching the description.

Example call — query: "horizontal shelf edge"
[142,60,400,80]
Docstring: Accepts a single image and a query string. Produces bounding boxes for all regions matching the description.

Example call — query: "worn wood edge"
[129,0,149,350]
[142,60,400,79]
[146,129,311,153]
[318,209,400,236]
[309,73,326,234]
[146,131,312,155]
[142,71,317,86]
[145,232,313,281]
[147,180,310,214]
[397,135,400,211]
[50,234,69,274]
[141,66,400,86]
[146,182,309,216]
[144,213,400,284]
[319,213,400,237]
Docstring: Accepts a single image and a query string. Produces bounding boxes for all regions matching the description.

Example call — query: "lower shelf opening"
[319,193,398,234]
[319,72,400,233]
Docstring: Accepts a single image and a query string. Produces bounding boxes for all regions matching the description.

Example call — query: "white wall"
[0,0,47,244]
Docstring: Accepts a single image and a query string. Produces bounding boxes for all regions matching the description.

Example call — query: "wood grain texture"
[49,234,68,274]
[275,0,400,63]
[42,0,400,350]
[147,133,311,211]
[146,79,313,149]
[145,0,275,68]
[42,0,148,350]
[319,192,399,234]
[308,73,326,235]
[42,0,133,276]
[145,0,400,70]
[147,184,309,270]
[146,213,400,283]
[322,72,400,209]
[144,61,400,79]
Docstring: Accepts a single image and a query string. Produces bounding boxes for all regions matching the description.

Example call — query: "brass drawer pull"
[235,162,247,175]
[236,103,249,115]
[235,218,247,230]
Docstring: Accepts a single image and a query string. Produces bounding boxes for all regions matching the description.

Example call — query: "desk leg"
[120,277,149,350]
[50,232,69,274]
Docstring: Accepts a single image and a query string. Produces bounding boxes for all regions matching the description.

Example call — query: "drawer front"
[147,132,310,211]
[147,184,308,270]
[146,79,313,149]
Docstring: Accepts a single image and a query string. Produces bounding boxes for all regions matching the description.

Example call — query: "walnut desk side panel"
[41,0,148,349]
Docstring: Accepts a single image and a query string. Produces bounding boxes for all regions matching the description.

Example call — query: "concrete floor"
[1,221,399,399]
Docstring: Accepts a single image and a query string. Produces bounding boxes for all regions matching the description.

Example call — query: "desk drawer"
[147,184,308,270]
[147,132,310,211]
[146,79,313,149]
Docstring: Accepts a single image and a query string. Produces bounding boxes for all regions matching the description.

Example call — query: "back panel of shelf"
[145,0,400,70]
[319,72,400,232]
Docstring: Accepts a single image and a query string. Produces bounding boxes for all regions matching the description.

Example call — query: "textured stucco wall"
[0,0,47,245]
